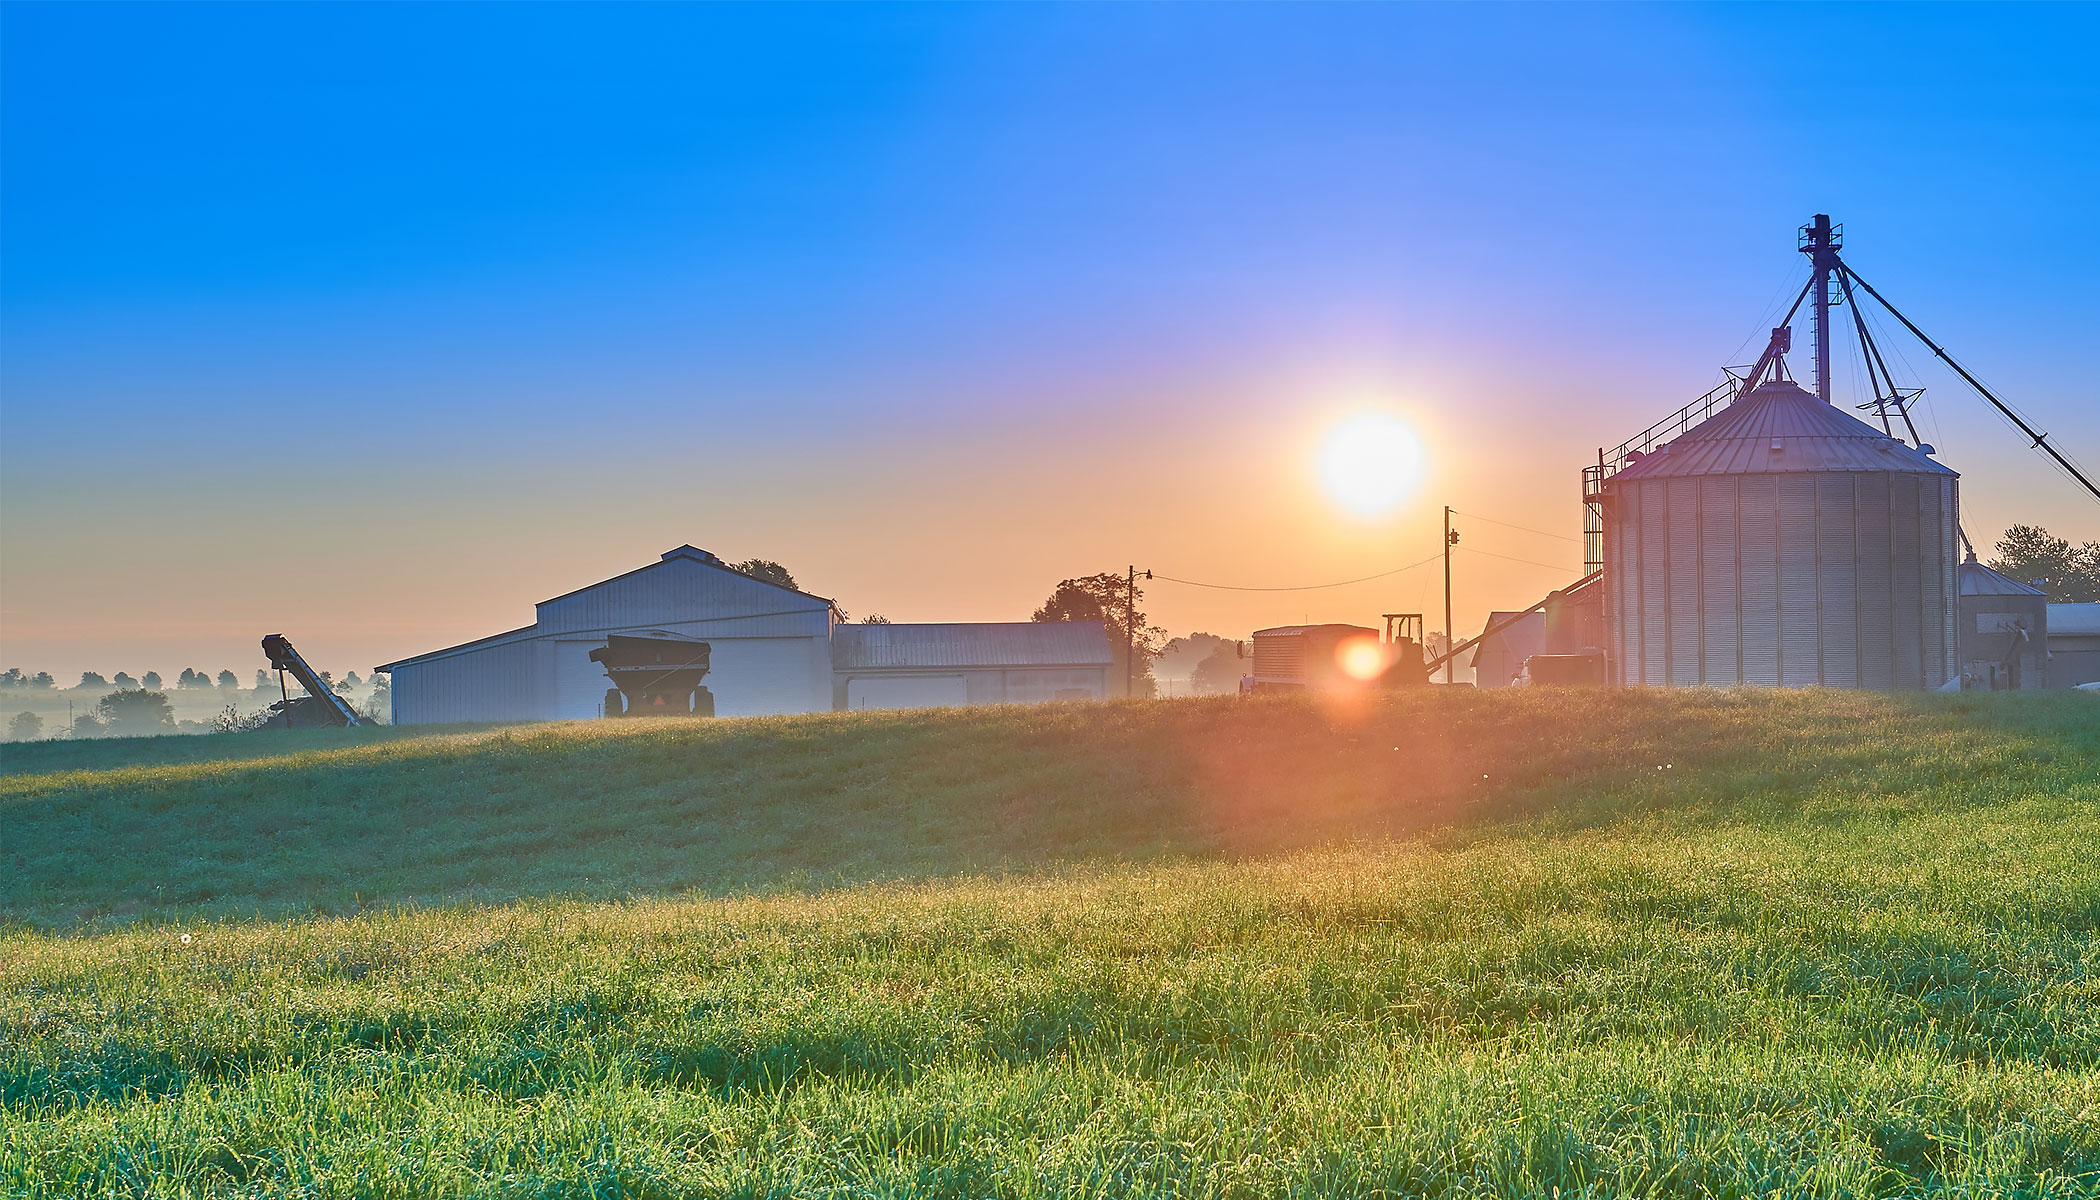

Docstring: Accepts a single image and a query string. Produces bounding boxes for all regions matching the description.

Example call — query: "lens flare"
[1318,413,1425,517]
[1336,637,1385,681]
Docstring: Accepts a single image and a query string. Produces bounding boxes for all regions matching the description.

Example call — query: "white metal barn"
[376,545,1112,725]
[832,622,1115,710]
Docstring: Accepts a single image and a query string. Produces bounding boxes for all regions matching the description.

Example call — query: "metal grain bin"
[1603,379,1959,689]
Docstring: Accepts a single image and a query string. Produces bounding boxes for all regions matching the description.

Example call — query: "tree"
[77,672,109,690]
[367,674,391,722]
[7,712,42,741]
[1191,644,1246,695]
[1032,572,1166,697]
[142,671,163,690]
[344,670,362,688]
[1155,633,1236,680]
[217,670,239,690]
[731,559,799,591]
[71,713,104,738]
[255,669,272,691]
[1989,525,2100,602]
[860,614,891,624]
[0,669,22,688]
[97,690,175,736]
[30,672,55,689]
[114,672,139,689]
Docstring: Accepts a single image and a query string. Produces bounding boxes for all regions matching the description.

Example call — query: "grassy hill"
[4,690,2097,1196]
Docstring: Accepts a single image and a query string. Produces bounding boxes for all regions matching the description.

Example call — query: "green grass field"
[4,690,2097,1197]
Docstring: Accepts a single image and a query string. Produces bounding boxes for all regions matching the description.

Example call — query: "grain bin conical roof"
[1611,380,1956,481]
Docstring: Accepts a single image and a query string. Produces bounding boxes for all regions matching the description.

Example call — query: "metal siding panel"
[1777,475,1821,687]
[1811,476,1857,687]
[1853,474,1894,688]
[1920,475,1944,682]
[1612,487,1629,685]
[1700,476,1740,684]
[1738,475,1780,685]
[1889,474,1925,687]
[392,637,544,725]
[1937,479,1960,684]
[1622,493,1639,684]
[1640,482,1669,686]
[1667,479,1702,686]
[831,622,1114,669]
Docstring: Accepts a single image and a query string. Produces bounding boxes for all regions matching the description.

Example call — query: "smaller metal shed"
[830,622,1113,710]
[1957,558,2048,690]
[1248,624,1382,692]
[1469,612,1546,689]
[2047,603,2100,689]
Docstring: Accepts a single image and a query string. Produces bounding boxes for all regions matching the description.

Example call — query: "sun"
[1336,636,1386,682]
[1318,413,1425,517]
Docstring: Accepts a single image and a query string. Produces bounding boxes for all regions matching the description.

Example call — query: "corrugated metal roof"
[1252,624,1379,638]
[2049,603,2100,636]
[539,545,834,610]
[1960,560,2047,597]
[832,621,1114,669]
[1610,381,1958,482]
[375,624,539,672]
[537,552,831,637]
[1468,611,1545,668]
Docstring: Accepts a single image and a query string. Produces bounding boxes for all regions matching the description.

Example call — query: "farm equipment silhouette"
[260,633,363,728]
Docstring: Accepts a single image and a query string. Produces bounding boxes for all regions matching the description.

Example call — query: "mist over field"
[1,663,386,740]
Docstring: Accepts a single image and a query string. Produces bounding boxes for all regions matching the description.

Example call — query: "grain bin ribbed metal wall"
[1603,380,1958,689]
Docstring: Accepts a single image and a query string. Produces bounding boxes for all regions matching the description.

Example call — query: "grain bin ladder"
[260,633,363,727]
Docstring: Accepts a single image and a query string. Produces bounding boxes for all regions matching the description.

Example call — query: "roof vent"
[1918,443,1937,456]
[661,545,722,564]
[1770,440,1784,453]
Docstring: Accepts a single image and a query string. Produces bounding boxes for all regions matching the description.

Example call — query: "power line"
[1457,546,1580,573]
[1448,510,1583,545]
[1151,552,1443,593]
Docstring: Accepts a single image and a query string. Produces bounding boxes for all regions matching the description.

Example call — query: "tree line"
[1,667,374,692]
[5,668,390,741]
[1990,525,2100,601]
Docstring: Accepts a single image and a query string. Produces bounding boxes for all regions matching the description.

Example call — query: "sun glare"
[1336,637,1385,681]
[1318,413,1425,517]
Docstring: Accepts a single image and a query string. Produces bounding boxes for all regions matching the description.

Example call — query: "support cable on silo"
[1836,260,2100,503]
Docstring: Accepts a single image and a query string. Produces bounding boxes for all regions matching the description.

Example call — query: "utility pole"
[1442,507,1458,684]
[1125,564,1151,698]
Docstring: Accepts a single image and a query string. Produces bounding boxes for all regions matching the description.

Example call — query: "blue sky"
[3,3,2096,678]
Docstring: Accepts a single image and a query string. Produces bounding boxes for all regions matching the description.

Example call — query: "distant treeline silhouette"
[2,666,371,693]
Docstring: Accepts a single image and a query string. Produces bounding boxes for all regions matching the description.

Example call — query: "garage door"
[846,675,969,711]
